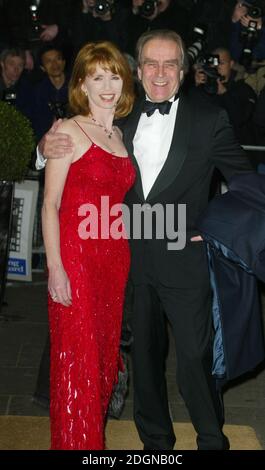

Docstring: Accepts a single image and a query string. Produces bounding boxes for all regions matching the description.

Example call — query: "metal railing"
[242,145,265,152]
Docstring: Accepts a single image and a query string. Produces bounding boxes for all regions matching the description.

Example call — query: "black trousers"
[131,277,227,450]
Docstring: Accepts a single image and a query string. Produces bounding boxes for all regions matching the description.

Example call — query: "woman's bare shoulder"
[56,117,80,136]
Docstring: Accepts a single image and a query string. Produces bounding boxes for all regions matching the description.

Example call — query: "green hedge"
[0,101,35,181]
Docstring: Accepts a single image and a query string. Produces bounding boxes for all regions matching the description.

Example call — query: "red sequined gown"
[48,142,135,450]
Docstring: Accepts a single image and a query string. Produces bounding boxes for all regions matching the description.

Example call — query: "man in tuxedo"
[37,30,251,450]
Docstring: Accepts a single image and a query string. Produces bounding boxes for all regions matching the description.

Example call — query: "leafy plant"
[0,101,35,181]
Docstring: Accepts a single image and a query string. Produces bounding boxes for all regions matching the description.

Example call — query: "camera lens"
[248,6,262,18]
[94,0,111,16]
[187,25,206,65]
[140,1,156,18]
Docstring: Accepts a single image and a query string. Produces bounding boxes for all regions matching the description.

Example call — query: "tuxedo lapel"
[147,91,191,201]
[123,98,145,201]
[123,92,191,202]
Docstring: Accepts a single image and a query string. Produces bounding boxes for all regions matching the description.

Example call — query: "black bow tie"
[142,99,173,117]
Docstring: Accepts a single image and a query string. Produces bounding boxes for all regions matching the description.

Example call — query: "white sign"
[7,180,39,281]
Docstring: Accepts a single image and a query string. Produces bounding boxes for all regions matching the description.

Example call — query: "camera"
[139,0,157,18]
[242,1,262,18]
[240,19,260,67]
[187,25,207,66]
[238,1,265,67]
[48,101,68,120]
[94,0,113,16]
[196,54,223,95]
[28,4,41,41]
[2,89,17,105]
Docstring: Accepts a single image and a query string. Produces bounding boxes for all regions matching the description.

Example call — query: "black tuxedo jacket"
[122,88,252,288]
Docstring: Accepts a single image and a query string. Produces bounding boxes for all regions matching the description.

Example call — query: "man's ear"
[137,66,142,81]
[180,70,184,82]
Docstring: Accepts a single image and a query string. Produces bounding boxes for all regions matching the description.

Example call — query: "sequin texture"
[48,144,135,450]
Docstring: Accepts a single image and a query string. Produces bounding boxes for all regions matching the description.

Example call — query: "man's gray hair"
[0,48,26,64]
[136,29,189,74]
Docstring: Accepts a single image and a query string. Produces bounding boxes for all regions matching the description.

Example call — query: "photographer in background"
[128,0,189,56]
[71,0,131,57]
[188,0,233,51]
[230,0,265,66]
[2,0,72,71]
[32,45,69,140]
[194,47,256,145]
[0,47,33,120]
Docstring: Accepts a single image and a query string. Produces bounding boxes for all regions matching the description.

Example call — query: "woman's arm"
[42,121,75,307]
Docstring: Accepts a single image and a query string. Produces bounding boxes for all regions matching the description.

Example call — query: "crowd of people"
[1,0,265,451]
[0,0,265,155]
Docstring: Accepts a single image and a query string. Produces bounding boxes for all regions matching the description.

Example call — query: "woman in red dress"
[42,41,135,450]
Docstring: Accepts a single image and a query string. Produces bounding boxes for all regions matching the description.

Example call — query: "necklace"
[91,116,115,139]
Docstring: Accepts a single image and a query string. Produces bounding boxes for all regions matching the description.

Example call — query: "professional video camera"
[139,0,157,18]
[28,4,41,41]
[187,25,207,66]
[48,101,68,120]
[94,0,114,16]
[196,54,224,95]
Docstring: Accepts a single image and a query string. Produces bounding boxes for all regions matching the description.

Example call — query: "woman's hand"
[48,265,72,307]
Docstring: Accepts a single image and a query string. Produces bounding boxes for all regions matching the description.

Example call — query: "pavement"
[0,273,265,449]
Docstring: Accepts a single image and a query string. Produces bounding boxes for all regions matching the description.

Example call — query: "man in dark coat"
[193,47,256,144]
[36,30,252,450]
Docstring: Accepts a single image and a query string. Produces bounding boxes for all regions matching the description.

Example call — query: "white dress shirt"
[133,96,179,199]
[36,146,46,170]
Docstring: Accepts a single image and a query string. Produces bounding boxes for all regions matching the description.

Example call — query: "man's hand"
[39,120,74,159]
[232,2,263,29]
[240,15,262,29]
[191,236,203,242]
[40,24,59,41]
[232,2,247,23]
[83,0,95,13]
[216,78,227,95]
[194,68,207,86]
[132,0,144,11]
